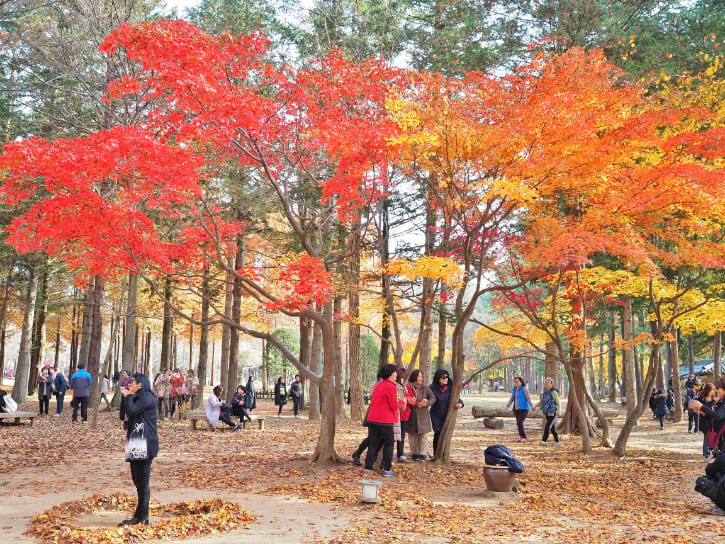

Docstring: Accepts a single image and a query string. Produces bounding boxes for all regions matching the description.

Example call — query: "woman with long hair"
[119,373,158,526]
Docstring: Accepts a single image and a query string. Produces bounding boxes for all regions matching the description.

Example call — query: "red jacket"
[367,379,405,424]
[399,383,415,422]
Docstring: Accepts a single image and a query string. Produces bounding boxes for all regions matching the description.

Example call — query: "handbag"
[125,421,149,461]
[176,385,189,396]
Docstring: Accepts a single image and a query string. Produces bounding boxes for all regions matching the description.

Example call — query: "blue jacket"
[508,386,531,411]
[53,373,68,394]
[428,382,463,433]
[540,388,560,415]
[70,369,92,397]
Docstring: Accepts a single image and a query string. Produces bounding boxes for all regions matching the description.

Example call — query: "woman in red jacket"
[364,364,407,477]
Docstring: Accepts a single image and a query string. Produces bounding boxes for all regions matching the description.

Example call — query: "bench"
[0,411,37,426]
[188,411,266,431]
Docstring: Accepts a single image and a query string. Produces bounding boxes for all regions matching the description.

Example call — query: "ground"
[0,390,723,543]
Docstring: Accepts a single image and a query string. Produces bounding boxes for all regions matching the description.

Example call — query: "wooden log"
[483,417,504,430]
[471,406,619,419]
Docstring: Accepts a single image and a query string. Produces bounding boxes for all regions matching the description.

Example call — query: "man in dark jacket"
[70,363,92,422]
[49,367,68,416]
[289,375,302,417]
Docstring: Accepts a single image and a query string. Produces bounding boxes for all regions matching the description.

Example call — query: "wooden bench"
[0,411,37,426]
[188,411,265,431]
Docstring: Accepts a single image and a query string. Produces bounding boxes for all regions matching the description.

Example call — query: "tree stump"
[483,417,504,430]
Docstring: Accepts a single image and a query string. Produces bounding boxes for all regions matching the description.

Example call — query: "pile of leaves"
[28,492,255,543]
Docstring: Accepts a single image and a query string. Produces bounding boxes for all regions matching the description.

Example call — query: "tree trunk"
[613,331,660,456]
[226,235,244,403]
[669,329,683,422]
[144,329,151,376]
[545,342,557,382]
[622,296,636,416]
[299,316,310,409]
[437,291,447,369]
[122,274,137,372]
[348,231,363,421]
[196,268,210,409]
[714,332,722,381]
[687,334,695,377]
[28,264,48,396]
[189,313,194,370]
[70,293,79,376]
[634,344,643,402]
[54,319,61,370]
[160,276,173,371]
[565,356,593,452]
[12,266,37,403]
[308,316,322,421]
[0,269,12,384]
[597,333,605,399]
[78,286,93,369]
[220,270,233,395]
[309,304,344,463]
[91,314,117,430]
[608,315,617,403]
[85,275,105,423]
[333,295,345,417]
[378,192,391,367]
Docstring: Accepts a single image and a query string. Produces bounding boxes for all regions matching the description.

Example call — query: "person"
[666,390,674,414]
[690,378,725,515]
[493,380,500,392]
[206,385,242,430]
[685,375,696,390]
[274,377,287,416]
[536,377,560,445]
[697,383,718,459]
[245,375,257,413]
[289,375,302,417]
[231,385,253,423]
[118,373,158,526]
[186,368,200,409]
[685,387,699,434]
[50,367,68,416]
[37,367,53,416]
[153,369,170,420]
[395,367,415,462]
[649,387,657,419]
[100,374,111,408]
[429,368,464,457]
[363,364,406,477]
[504,376,533,441]
[653,389,668,430]
[168,369,185,419]
[406,368,437,462]
[70,363,92,422]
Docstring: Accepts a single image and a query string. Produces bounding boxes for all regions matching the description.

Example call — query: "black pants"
[514,409,529,438]
[232,406,252,422]
[542,414,559,442]
[354,437,369,458]
[433,430,441,456]
[55,392,65,414]
[658,414,665,429]
[72,396,88,421]
[688,412,700,433]
[130,459,153,520]
[38,396,50,415]
[397,420,407,458]
[364,422,394,471]
[292,397,300,416]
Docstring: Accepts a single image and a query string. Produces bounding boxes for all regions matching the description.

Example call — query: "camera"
[695,476,718,500]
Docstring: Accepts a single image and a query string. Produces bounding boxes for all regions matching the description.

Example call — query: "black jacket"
[700,400,725,445]
[290,381,302,399]
[428,382,463,433]
[274,383,287,405]
[125,387,158,461]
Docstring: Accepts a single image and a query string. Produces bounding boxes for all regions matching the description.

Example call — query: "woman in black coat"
[119,373,158,526]
[653,390,668,430]
[274,377,287,416]
[428,368,463,457]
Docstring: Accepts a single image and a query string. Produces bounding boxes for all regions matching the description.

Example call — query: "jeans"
[130,459,153,520]
[658,414,665,429]
[365,422,394,471]
[688,412,700,433]
[292,397,301,416]
[514,409,529,438]
[542,414,559,442]
[55,392,65,414]
[38,396,50,415]
[397,420,407,458]
[72,396,88,421]
[157,397,169,419]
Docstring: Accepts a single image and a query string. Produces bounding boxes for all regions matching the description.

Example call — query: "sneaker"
[352,453,362,467]
[707,505,725,516]
[397,455,408,463]
[539,441,548,446]
[53,413,61,417]
[382,470,396,478]
[519,437,527,442]
[553,441,560,446]
[363,469,374,475]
